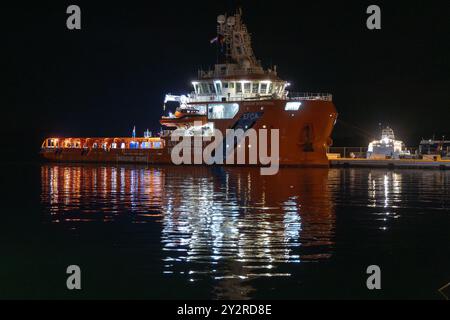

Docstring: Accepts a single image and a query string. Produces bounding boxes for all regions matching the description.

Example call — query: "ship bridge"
[191,9,288,102]
[164,9,332,107]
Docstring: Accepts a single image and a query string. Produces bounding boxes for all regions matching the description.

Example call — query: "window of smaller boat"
[260,83,268,94]
[153,142,162,149]
[223,82,229,89]
[269,83,274,94]
[236,82,242,94]
[229,82,235,89]
[252,82,259,94]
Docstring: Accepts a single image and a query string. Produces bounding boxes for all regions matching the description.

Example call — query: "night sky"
[4,0,450,159]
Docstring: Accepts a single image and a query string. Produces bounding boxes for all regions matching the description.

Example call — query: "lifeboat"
[160,107,207,128]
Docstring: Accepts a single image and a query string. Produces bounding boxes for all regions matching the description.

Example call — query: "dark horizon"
[4,1,450,159]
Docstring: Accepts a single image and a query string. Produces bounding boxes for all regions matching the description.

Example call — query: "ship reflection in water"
[41,165,335,297]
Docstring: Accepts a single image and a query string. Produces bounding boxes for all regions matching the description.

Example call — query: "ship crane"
[164,94,189,110]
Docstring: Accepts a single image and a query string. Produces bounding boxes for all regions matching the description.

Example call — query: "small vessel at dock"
[328,127,450,169]
[366,127,411,159]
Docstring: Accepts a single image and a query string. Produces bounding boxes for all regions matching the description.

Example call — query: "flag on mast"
[132,125,136,138]
[210,35,224,44]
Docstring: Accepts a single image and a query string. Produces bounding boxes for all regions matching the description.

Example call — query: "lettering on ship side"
[116,155,147,162]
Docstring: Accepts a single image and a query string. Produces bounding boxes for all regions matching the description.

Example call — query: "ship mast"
[217,8,259,68]
[202,9,277,79]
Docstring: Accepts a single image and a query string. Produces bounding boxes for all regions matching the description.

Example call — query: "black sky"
[3,0,450,159]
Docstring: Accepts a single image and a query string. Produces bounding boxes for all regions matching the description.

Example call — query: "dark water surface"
[1,162,449,299]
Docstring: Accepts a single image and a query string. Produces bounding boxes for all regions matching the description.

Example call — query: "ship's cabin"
[191,78,289,102]
[41,137,164,150]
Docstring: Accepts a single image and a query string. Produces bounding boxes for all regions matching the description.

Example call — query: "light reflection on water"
[41,165,335,285]
[40,164,450,298]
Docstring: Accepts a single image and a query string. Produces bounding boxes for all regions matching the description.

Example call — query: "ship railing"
[187,93,276,103]
[288,92,333,101]
[198,67,275,79]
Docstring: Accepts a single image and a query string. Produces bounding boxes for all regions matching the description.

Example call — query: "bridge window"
[208,103,239,119]
[274,83,282,94]
[192,105,207,115]
[244,82,251,94]
[236,82,242,94]
[214,81,222,95]
[260,83,268,94]
[252,82,259,94]
[130,141,139,149]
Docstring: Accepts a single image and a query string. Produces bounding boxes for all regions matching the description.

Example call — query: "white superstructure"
[367,127,410,159]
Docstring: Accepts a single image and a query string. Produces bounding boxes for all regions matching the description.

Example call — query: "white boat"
[367,127,410,159]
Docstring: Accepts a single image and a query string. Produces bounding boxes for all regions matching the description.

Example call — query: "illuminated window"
[130,141,139,149]
[208,103,239,119]
[244,82,251,94]
[236,82,242,93]
[285,102,302,111]
[260,83,267,94]
[214,82,222,95]
[252,82,259,94]
[275,83,282,94]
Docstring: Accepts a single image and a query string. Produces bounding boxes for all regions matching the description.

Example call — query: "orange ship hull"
[41,99,337,167]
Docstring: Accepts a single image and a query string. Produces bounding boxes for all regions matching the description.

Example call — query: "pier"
[327,147,450,169]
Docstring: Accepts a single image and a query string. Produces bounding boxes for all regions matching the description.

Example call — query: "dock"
[329,157,450,169]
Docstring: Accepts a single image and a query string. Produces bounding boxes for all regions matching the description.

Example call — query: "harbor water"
[1,162,449,299]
